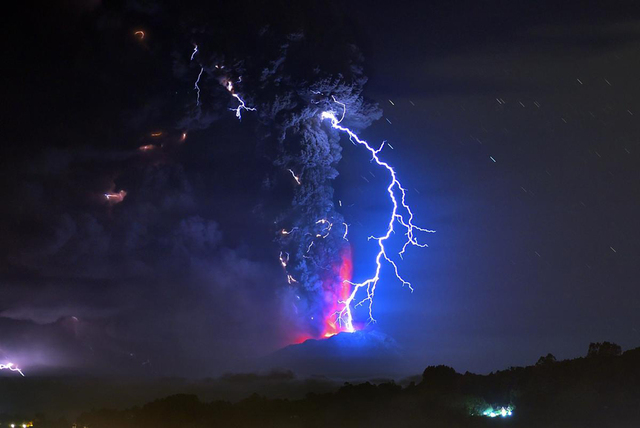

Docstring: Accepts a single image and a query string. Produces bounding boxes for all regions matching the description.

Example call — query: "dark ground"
[3,341,639,428]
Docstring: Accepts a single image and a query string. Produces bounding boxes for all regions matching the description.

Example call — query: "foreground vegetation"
[3,342,640,427]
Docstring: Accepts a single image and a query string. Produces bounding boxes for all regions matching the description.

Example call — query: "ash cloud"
[0,0,381,375]
[0,144,285,374]
[176,4,382,338]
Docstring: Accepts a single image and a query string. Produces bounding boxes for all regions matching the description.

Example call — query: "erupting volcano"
[321,246,355,338]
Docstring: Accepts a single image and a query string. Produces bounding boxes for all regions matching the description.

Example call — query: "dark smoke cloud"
[0,0,381,375]
[0,142,286,374]
[176,6,382,337]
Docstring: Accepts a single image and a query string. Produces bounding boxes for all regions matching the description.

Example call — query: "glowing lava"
[321,246,354,338]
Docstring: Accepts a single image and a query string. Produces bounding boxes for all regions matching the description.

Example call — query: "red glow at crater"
[321,246,355,338]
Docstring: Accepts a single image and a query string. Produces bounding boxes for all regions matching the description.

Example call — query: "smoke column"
[173,4,431,341]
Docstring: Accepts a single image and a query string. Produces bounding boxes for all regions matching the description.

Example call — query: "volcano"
[263,329,406,379]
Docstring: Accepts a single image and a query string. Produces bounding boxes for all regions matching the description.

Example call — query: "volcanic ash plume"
[179,26,381,340]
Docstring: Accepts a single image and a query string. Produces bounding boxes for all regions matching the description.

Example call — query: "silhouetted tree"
[536,353,557,366]
[421,365,459,390]
[587,342,622,358]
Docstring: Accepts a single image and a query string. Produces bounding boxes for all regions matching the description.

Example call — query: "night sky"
[2,0,640,378]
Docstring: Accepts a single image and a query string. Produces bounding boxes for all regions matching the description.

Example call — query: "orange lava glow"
[292,334,312,344]
[320,246,354,338]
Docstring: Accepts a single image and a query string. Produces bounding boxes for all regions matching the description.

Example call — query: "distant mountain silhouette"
[262,329,407,379]
[63,342,640,428]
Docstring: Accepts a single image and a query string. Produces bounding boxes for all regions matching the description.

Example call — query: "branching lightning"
[0,363,24,377]
[224,80,256,120]
[321,98,435,332]
[183,53,428,337]
[230,93,256,120]
[188,42,255,119]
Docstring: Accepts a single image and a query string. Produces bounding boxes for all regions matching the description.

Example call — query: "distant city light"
[482,405,513,418]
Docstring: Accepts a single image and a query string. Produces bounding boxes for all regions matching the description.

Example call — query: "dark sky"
[2,0,640,378]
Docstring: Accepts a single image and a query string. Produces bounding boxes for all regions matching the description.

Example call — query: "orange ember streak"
[138,144,155,151]
[150,132,163,137]
[134,30,145,39]
[181,132,187,141]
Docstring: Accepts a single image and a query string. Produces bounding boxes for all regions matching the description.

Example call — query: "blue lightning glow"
[231,95,255,119]
[321,98,435,331]
[223,80,256,120]
[229,92,256,120]
[190,44,198,61]
[0,363,24,377]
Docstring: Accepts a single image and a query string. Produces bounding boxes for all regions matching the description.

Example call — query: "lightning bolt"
[315,218,333,238]
[0,363,25,377]
[288,169,302,185]
[230,93,256,120]
[223,80,256,120]
[342,222,349,241]
[279,251,289,267]
[194,67,204,106]
[184,65,427,335]
[104,190,127,204]
[321,98,435,332]
[280,227,298,235]
[190,44,198,61]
